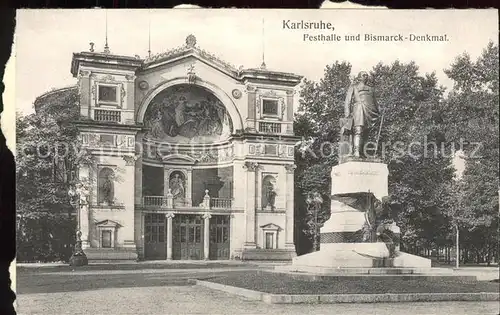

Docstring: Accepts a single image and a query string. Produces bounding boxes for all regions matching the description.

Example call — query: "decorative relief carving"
[249,144,256,155]
[127,136,135,148]
[254,144,264,156]
[279,97,286,119]
[278,145,286,157]
[202,213,212,220]
[102,74,116,82]
[232,89,242,99]
[284,164,297,173]
[186,34,197,47]
[187,63,197,84]
[155,146,235,164]
[244,84,257,93]
[122,155,137,166]
[262,90,278,97]
[138,80,149,90]
[79,70,91,77]
[255,95,261,115]
[243,161,260,172]
[91,85,96,103]
[286,90,295,96]
[125,74,135,81]
[287,146,294,157]
[120,84,126,107]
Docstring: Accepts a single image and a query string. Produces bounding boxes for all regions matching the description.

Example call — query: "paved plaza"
[15,264,500,315]
[16,285,500,315]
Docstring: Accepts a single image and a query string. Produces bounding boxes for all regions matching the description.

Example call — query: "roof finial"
[103,9,110,54]
[260,18,266,69]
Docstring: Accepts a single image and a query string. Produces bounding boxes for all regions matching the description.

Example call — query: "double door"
[172,214,204,260]
[144,213,166,260]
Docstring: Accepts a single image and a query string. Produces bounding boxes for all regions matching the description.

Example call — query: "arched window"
[98,167,115,205]
[261,175,277,210]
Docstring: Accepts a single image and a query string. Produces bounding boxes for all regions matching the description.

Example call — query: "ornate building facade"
[46,35,302,261]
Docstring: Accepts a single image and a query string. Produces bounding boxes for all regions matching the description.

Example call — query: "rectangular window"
[262,99,279,116]
[265,232,274,249]
[102,230,112,248]
[98,85,118,103]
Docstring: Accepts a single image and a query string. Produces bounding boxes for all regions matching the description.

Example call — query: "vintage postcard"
[12,8,499,314]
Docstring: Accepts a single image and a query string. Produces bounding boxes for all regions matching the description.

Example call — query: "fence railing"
[210,198,233,209]
[94,109,121,123]
[258,122,282,134]
[142,194,233,210]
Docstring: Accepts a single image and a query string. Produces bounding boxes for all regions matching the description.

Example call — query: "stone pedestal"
[291,160,431,271]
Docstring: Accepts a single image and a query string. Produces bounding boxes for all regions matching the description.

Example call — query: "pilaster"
[203,213,211,260]
[243,161,259,248]
[284,164,296,251]
[78,69,91,118]
[166,212,175,260]
[245,85,257,131]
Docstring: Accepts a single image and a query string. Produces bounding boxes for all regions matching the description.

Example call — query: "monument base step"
[292,243,432,269]
[276,265,454,275]
[241,249,295,261]
[84,248,138,263]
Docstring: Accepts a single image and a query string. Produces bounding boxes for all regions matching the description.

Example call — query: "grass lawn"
[203,271,500,295]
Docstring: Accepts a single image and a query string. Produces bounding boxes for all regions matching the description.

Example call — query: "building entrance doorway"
[144,213,166,260]
[172,214,204,260]
[209,215,230,260]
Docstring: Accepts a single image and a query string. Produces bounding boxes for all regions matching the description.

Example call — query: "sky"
[2,9,498,152]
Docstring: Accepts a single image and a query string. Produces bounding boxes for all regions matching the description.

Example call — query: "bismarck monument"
[284,71,432,273]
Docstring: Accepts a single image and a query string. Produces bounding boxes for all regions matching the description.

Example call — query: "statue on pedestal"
[340,71,380,161]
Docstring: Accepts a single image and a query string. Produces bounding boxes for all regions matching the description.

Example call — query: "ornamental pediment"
[95,219,121,228]
[260,223,282,231]
[143,35,239,78]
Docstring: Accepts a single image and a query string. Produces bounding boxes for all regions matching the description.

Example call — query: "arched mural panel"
[143,84,233,144]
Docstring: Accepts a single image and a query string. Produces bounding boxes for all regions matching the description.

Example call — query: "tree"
[441,42,499,265]
[16,88,93,262]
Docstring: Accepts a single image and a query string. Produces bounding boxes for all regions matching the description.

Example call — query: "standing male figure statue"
[341,71,380,159]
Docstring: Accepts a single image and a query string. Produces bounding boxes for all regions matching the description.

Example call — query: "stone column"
[203,213,211,260]
[78,166,91,248]
[284,164,296,251]
[243,161,259,248]
[80,201,91,249]
[166,212,175,260]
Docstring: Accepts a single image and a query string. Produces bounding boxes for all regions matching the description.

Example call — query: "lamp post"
[68,185,88,266]
[306,191,323,252]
